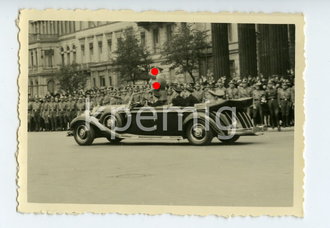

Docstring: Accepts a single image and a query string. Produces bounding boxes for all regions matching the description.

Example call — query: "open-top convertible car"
[69,93,262,146]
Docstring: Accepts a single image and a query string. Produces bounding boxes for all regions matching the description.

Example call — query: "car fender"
[70,114,122,138]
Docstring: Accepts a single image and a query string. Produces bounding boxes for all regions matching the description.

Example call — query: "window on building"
[60,47,65,65]
[99,76,106,87]
[140,31,146,46]
[109,76,112,86]
[93,78,96,88]
[153,28,159,53]
[81,44,85,56]
[72,45,76,63]
[89,42,94,62]
[228,24,232,42]
[98,41,103,60]
[166,24,173,41]
[44,49,53,67]
[35,50,38,66]
[30,51,34,66]
[67,46,71,65]
[107,38,112,53]
[117,37,122,46]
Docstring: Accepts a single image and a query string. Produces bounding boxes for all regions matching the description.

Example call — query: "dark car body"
[69,93,262,145]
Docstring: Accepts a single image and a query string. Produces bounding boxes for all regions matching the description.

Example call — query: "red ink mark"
[152,82,161,90]
[150,68,159,76]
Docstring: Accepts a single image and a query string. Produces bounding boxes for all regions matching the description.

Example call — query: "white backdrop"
[1,0,329,227]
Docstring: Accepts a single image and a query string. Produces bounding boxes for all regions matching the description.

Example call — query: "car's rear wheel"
[186,120,214,145]
[73,123,95,145]
[218,135,240,144]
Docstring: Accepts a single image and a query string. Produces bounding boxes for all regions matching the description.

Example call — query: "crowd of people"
[28,74,295,132]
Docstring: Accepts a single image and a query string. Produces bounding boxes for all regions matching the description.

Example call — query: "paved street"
[27,129,294,207]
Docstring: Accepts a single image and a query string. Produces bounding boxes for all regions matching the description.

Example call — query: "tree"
[57,63,90,94]
[113,29,153,84]
[162,24,210,83]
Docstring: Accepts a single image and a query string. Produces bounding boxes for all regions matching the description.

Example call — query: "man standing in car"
[171,87,186,106]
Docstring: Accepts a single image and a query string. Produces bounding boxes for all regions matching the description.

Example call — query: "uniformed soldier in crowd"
[42,96,51,131]
[238,79,251,98]
[122,90,130,104]
[67,95,76,123]
[31,97,41,131]
[102,90,111,105]
[28,97,33,131]
[290,83,295,126]
[76,96,85,116]
[48,96,56,131]
[252,82,266,126]
[278,82,292,127]
[214,81,226,99]
[63,96,71,130]
[266,80,280,131]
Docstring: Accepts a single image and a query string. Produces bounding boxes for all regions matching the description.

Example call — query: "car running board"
[119,134,184,141]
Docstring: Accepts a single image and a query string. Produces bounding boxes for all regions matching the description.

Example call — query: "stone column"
[211,23,230,81]
[93,36,99,62]
[75,40,81,64]
[238,24,258,77]
[288,24,295,72]
[257,24,290,77]
[102,33,108,62]
[84,38,89,64]
[58,22,62,35]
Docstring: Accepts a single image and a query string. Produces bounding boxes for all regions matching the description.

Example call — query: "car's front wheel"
[186,120,214,145]
[73,124,95,145]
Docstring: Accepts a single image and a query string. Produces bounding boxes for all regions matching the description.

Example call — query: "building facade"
[28,21,294,97]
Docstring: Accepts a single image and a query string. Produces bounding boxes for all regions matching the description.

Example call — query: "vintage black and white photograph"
[18,10,304,216]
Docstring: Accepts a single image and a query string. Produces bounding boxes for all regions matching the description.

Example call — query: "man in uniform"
[56,96,64,131]
[214,81,226,99]
[252,82,266,126]
[42,96,51,131]
[166,87,176,105]
[102,90,111,106]
[184,87,199,106]
[28,97,33,131]
[49,96,57,131]
[76,96,85,116]
[192,83,204,103]
[226,81,239,100]
[67,95,76,123]
[238,79,252,98]
[31,96,41,131]
[63,96,71,130]
[278,82,292,127]
[58,96,65,130]
[266,80,280,130]
[171,87,186,106]
[131,87,142,105]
